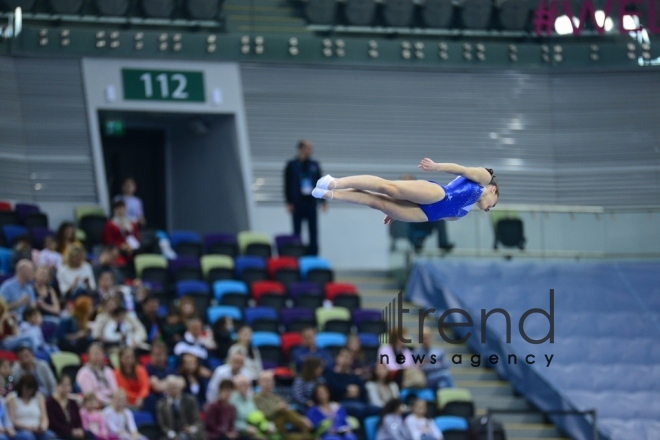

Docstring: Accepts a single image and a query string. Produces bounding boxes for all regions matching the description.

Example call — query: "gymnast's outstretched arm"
[418,158,493,186]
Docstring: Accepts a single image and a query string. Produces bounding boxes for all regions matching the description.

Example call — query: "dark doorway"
[101,126,167,231]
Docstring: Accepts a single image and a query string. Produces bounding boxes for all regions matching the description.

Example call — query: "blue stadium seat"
[358,333,380,347]
[244,307,278,325]
[2,225,27,246]
[0,248,12,274]
[316,332,346,349]
[132,410,155,426]
[401,388,436,404]
[434,416,469,432]
[251,332,281,347]
[207,305,242,325]
[175,280,209,297]
[213,280,248,302]
[363,415,379,440]
[234,256,266,276]
[298,256,331,278]
[168,230,202,248]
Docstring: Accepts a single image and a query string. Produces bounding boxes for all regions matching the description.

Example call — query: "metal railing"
[484,408,599,440]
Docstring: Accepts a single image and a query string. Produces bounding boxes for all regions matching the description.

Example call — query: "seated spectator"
[56,245,96,300]
[45,375,94,440]
[54,222,80,257]
[228,326,262,379]
[323,349,380,420]
[207,352,253,405]
[231,375,271,440]
[180,353,209,409]
[255,371,313,440]
[79,393,110,440]
[92,246,124,285]
[5,373,56,440]
[291,357,325,410]
[10,236,34,272]
[36,236,62,270]
[56,296,93,354]
[114,177,146,227]
[93,270,119,307]
[292,327,333,373]
[205,379,240,440]
[11,346,56,397]
[174,318,211,361]
[375,399,411,440]
[76,342,118,407]
[161,309,186,348]
[0,260,36,321]
[101,200,140,258]
[0,359,15,397]
[137,295,162,345]
[113,347,149,411]
[412,328,454,390]
[178,296,200,322]
[404,400,443,440]
[157,375,204,440]
[102,389,147,440]
[32,266,61,323]
[0,298,35,352]
[101,306,148,351]
[346,335,371,380]
[0,398,18,440]
[92,296,122,340]
[366,364,400,407]
[146,341,174,400]
[212,316,235,361]
[18,307,58,358]
[306,384,357,440]
[377,329,415,373]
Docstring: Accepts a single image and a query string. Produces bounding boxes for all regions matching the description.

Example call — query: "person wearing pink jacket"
[75,342,118,406]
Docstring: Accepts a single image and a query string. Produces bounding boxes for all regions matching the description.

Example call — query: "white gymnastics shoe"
[312,187,333,200]
[316,174,336,190]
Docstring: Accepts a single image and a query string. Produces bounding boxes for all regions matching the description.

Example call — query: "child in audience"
[102,389,147,440]
[0,359,14,397]
[18,307,59,358]
[36,236,62,269]
[404,399,444,440]
[80,393,111,440]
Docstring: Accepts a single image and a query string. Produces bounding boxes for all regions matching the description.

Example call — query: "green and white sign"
[122,69,205,102]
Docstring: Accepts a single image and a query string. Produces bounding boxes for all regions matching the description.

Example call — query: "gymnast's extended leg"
[321,189,428,223]
[317,174,445,205]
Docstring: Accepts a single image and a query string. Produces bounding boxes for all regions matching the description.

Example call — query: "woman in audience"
[101,200,140,258]
[76,342,118,407]
[178,296,200,322]
[5,373,56,440]
[56,296,93,354]
[56,245,96,299]
[306,384,357,440]
[101,306,148,351]
[377,329,415,372]
[180,353,209,408]
[404,399,443,440]
[113,177,146,227]
[102,389,147,440]
[54,222,79,257]
[45,375,93,439]
[32,266,61,323]
[346,335,371,380]
[0,359,15,397]
[228,325,262,379]
[113,347,149,411]
[0,298,34,352]
[291,357,325,409]
[212,316,235,361]
[375,399,411,440]
[79,393,110,440]
[92,296,122,340]
[366,363,401,407]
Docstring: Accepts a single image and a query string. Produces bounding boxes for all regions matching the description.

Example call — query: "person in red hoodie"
[102,200,140,258]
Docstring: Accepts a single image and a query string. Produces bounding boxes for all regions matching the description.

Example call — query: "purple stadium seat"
[352,309,383,325]
[168,256,202,281]
[204,232,238,256]
[287,281,322,299]
[281,308,315,326]
[29,227,54,250]
[14,203,40,223]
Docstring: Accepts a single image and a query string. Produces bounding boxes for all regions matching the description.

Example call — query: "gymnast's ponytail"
[485,168,499,196]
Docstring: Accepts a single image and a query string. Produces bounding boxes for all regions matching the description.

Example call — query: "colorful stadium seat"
[274,234,306,259]
[3,225,27,246]
[14,203,39,223]
[201,255,234,283]
[298,256,331,278]
[316,307,351,332]
[434,416,469,433]
[266,257,300,284]
[168,256,202,281]
[280,333,303,361]
[281,308,316,332]
[74,206,105,223]
[204,232,238,257]
[212,280,248,302]
[207,305,242,325]
[324,282,357,301]
[169,230,203,258]
[316,332,347,350]
[238,231,272,258]
[50,351,81,378]
[175,280,209,297]
[363,415,379,440]
[134,254,168,277]
[0,248,12,274]
[234,256,267,285]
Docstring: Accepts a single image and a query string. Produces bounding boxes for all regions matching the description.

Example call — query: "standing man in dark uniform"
[284,139,327,255]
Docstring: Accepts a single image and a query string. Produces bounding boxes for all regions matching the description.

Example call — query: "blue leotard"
[417,176,484,221]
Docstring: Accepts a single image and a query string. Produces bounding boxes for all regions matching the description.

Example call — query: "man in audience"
[145,341,175,413]
[205,379,240,440]
[174,318,211,361]
[137,294,162,344]
[231,375,268,440]
[11,344,57,397]
[254,371,312,440]
[413,327,454,389]
[207,352,253,404]
[323,348,380,419]
[283,139,327,256]
[292,327,333,372]
[0,259,36,321]
[156,375,204,440]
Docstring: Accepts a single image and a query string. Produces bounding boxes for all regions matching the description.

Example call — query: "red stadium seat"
[281,332,303,361]
[324,282,358,301]
[266,257,299,278]
[0,202,11,211]
[0,350,16,361]
[251,280,286,302]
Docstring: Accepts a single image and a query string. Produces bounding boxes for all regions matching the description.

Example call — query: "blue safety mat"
[405,260,660,440]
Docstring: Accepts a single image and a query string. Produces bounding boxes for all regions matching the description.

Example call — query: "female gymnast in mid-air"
[311,158,499,224]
